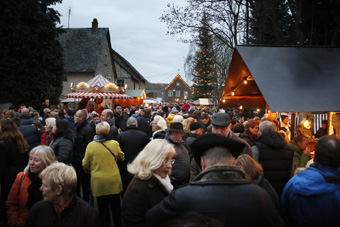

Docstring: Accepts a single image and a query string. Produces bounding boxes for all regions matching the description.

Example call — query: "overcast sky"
[52,0,191,84]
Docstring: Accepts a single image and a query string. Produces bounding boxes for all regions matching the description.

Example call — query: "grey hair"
[259,121,276,133]
[203,147,234,166]
[127,117,138,127]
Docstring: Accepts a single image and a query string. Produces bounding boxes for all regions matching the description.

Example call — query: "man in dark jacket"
[20,108,34,125]
[281,136,340,227]
[184,122,203,158]
[64,108,76,132]
[117,117,150,195]
[146,134,284,226]
[101,109,118,140]
[14,118,40,152]
[73,109,95,202]
[190,112,253,181]
[252,120,294,197]
[165,122,190,189]
[113,104,128,132]
[137,107,152,137]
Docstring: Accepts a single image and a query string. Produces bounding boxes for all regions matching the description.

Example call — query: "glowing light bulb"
[244,80,247,84]
[257,108,260,112]
[231,91,235,96]
[303,119,310,128]
[223,99,226,103]
[240,105,243,110]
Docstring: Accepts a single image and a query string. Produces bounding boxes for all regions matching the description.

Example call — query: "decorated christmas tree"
[191,13,217,100]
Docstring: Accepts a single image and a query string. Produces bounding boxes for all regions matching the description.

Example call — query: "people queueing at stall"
[1,99,339,227]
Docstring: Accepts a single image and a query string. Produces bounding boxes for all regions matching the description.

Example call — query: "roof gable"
[165,74,190,90]
[111,49,147,82]
[221,46,340,112]
[58,28,109,72]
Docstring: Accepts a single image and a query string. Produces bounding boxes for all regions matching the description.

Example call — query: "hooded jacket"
[281,163,340,227]
[254,131,294,197]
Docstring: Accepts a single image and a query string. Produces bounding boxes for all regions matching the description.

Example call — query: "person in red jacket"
[40,118,55,146]
[6,146,56,227]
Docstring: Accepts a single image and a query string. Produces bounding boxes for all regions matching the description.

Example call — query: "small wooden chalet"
[58,18,147,98]
[164,74,191,104]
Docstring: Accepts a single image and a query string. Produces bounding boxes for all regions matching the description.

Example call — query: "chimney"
[92,18,98,34]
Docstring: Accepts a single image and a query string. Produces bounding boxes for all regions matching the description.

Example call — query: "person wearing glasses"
[121,139,176,227]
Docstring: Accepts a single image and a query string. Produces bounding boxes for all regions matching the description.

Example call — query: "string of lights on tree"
[191,13,217,100]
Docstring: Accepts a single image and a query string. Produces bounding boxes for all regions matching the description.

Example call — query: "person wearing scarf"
[25,163,100,227]
[6,146,56,227]
[122,139,176,227]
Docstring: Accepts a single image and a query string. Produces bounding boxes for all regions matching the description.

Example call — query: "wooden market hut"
[219,46,340,142]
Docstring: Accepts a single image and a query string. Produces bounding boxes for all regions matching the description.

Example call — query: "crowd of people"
[0,99,339,227]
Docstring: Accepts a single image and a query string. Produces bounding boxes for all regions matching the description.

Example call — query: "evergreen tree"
[191,13,216,100]
[0,0,64,109]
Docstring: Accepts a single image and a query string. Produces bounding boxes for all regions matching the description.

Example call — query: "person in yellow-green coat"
[83,121,124,227]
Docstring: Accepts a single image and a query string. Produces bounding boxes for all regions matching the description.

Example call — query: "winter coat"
[73,121,95,163]
[137,115,152,136]
[253,131,294,197]
[239,131,257,147]
[114,112,128,132]
[146,165,284,227]
[20,115,34,126]
[0,142,28,203]
[18,125,40,152]
[289,142,310,170]
[6,172,31,227]
[82,138,124,197]
[26,196,100,227]
[254,174,280,212]
[281,163,340,227]
[40,132,53,146]
[50,137,73,164]
[152,130,166,139]
[116,127,149,182]
[105,118,118,140]
[184,133,199,157]
[64,117,75,133]
[165,134,190,188]
[122,176,169,227]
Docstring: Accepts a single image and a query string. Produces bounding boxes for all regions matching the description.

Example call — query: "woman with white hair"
[122,139,176,227]
[151,115,167,139]
[6,146,57,227]
[83,121,124,227]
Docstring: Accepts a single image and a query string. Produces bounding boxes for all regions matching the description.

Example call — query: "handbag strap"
[100,141,117,161]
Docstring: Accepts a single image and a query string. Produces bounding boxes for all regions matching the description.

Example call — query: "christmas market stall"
[219,46,340,150]
[125,89,147,107]
[64,75,132,113]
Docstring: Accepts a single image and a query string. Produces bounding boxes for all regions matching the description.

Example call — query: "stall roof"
[220,46,340,112]
[64,92,131,99]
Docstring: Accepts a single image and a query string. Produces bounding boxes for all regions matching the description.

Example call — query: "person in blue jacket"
[281,136,340,227]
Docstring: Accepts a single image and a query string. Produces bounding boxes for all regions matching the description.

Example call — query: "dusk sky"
[52,0,191,84]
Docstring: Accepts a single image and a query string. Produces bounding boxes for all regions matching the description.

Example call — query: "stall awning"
[220,46,340,112]
[87,75,110,87]
[64,92,132,99]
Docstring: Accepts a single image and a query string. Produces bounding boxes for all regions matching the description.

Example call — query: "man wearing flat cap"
[190,112,253,181]
[165,122,190,189]
[146,134,283,226]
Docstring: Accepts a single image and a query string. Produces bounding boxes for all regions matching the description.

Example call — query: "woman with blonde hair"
[83,121,124,227]
[6,146,56,227]
[122,139,176,226]
[235,154,279,210]
[25,163,100,227]
[0,119,29,223]
[182,117,195,140]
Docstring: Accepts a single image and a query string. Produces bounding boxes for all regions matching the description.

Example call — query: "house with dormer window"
[164,74,190,103]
